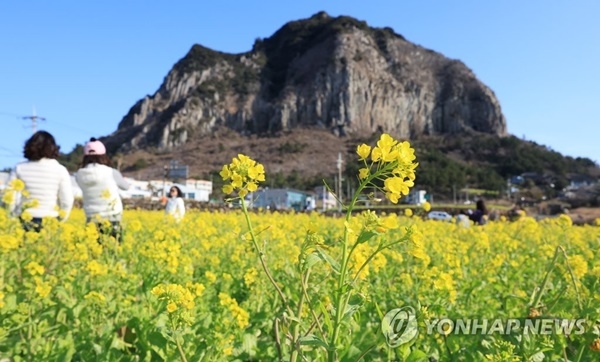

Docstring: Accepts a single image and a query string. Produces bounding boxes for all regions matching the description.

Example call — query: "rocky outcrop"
[103,11,507,153]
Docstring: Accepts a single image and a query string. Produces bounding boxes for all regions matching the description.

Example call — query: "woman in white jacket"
[75,138,130,241]
[165,185,185,222]
[10,130,74,232]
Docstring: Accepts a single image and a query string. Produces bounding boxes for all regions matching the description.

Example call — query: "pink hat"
[84,137,106,155]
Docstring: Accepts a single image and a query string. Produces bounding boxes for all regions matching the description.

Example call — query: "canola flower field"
[1,209,599,361]
[1,134,599,361]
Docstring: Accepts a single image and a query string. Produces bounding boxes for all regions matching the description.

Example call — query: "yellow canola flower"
[1,192,14,205]
[220,154,265,197]
[355,134,418,204]
[356,144,371,160]
[0,235,20,251]
[422,201,431,212]
[84,291,107,304]
[357,210,398,235]
[358,168,369,180]
[185,282,206,297]
[9,179,25,191]
[34,277,52,299]
[219,292,249,329]
[377,214,399,233]
[167,302,178,313]
[86,260,108,277]
[100,189,112,200]
[384,177,413,203]
[244,267,259,287]
[205,271,217,283]
[26,261,45,276]
[129,220,142,232]
[569,255,588,279]
[151,283,195,311]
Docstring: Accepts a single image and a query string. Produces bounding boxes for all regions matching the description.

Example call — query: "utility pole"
[336,152,343,212]
[453,184,456,204]
[322,185,326,213]
[163,165,169,199]
[22,107,46,134]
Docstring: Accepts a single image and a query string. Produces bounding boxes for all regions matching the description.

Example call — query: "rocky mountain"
[102,11,506,154]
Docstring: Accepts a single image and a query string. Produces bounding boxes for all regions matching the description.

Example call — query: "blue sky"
[1,0,598,170]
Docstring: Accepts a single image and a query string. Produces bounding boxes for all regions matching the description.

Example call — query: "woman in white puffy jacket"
[10,131,74,232]
[165,185,186,222]
[75,138,130,241]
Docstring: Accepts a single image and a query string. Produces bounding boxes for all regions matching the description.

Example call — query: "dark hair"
[80,154,112,168]
[476,199,488,215]
[23,131,60,160]
[169,186,183,198]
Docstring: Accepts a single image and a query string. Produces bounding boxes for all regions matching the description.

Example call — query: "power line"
[0,111,21,118]
[22,107,46,134]
[0,154,23,159]
[47,119,93,135]
[0,109,93,136]
[0,145,20,156]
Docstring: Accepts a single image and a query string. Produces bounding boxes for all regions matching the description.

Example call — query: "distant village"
[0,170,342,211]
[1,170,598,212]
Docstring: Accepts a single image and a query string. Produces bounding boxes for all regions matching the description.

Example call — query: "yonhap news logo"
[381,306,419,347]
[381,305,587,347]
[424,317,586,337]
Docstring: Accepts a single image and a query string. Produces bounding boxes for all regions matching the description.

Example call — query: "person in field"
[165,185,186,222]
[9,131,74,232]
[456,210,471,228]
[469,199,488,225]
[75,137,130,241]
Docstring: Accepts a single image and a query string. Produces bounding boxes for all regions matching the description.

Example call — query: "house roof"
[568,174,597,183]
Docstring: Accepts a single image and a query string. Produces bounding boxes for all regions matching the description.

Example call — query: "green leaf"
[319,303,334,336]
[69,303,83,320]
[54,286,76,308]
[147,331,168,350]
[298,334,329,349]
[242,333,257,355]
[4,293,17,311]
[343,294,365,322]
[397,343,410,360]
[406,349,428,362]
[304,252,323,270]
[315,247,340,273]
[56,331,75,348]
[374,301,384,320]
[356,230,378,244]
[530,352,545,362]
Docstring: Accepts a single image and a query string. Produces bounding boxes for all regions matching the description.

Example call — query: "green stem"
[171,319,188,362]
[290,271,310,362]
[241,197,288,307]
[350,245,384,285]
[354,344,376,362]
[574,343,586,362]
[274,317,283,362]
[329,179,370,361]
[557,246,584,312]
[350,237,409,286]
[300,270,325,339]
[530,246,561,310]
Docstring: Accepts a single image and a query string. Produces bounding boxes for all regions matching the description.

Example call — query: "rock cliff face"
[104,11,507,152]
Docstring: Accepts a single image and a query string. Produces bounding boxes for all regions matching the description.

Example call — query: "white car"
[427,211,453,222]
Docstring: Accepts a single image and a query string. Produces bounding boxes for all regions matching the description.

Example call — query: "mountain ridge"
[58,11,598,199]
[102,11,506,154]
